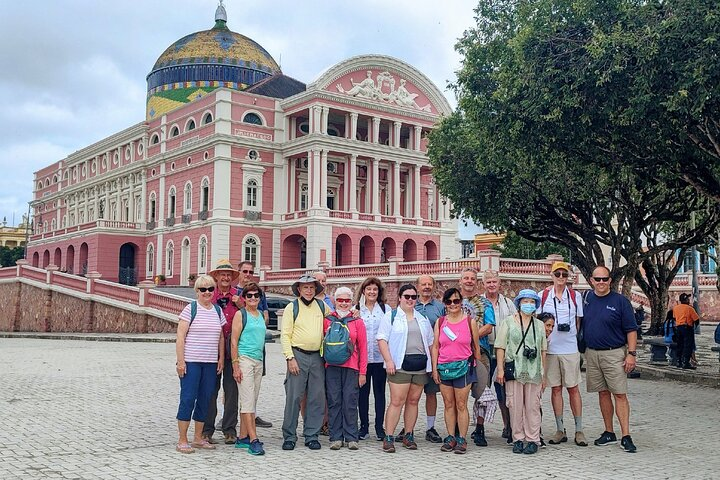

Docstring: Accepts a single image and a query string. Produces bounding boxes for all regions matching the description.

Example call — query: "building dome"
[146,2,280,120]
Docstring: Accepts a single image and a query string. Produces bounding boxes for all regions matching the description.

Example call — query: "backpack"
[189,301,223,326]
[540,286,578,312]
[323,314,354,365]
[291,298,327,322]
[663,315,676,344]
[714,323,720,345]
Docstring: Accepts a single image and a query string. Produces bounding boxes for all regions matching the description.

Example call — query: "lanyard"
[552,289,573,325]
[515,316,536,355]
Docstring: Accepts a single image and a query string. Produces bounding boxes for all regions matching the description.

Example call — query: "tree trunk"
[647,284,669,335]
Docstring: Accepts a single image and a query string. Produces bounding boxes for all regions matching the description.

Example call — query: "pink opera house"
[27,4,457,285]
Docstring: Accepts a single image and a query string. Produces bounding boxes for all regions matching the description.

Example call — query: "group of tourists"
[174,259,640,456]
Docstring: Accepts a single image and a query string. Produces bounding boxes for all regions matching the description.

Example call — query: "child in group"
[538,312,556,448]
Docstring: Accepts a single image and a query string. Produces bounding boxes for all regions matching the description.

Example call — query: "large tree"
[429,0,720,323]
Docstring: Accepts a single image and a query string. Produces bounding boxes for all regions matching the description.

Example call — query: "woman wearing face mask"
[495,289,547,455]
[355,277,391,441]
[323,287,368,450]
[377,284,434,453]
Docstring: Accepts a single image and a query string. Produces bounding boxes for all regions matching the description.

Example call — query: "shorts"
[238,355,263,413]
[389,370,428,385]
[441,366,477,389]
[424,375,441,394]
[546,352,582,388]
[585,347,628,394]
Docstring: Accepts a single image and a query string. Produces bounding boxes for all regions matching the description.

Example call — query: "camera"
[557,323,571,332]
[523,345,537,360]
[216,297,230,309]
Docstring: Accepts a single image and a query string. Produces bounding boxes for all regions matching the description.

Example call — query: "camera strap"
[515,317,535,356]
[552,289,573,327]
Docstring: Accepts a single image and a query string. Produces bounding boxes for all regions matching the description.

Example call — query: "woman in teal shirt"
[231,282,267,455]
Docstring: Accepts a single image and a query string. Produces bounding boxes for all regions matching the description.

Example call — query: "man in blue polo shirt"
[582,266,637,453]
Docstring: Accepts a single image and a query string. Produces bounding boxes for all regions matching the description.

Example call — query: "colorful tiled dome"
[146,2,280,120]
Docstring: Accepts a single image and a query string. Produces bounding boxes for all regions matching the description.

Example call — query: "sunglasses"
[444,298,463,305]
[593,276,610,282]
[198,286,215,293]
[244,292,260,299]
[335,298,352,303]
[402,294,418,300]
[241,269,254,275]
[553,271,569,278]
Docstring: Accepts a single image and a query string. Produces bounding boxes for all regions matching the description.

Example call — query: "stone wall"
[0,281,177,333]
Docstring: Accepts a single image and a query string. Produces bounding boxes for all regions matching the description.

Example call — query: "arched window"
[242,235,259,270]
[51,219,56,230]
[300,184,308,211]
[151,133,160,145]
[146,244,154,277]
[170,126,179,137]
[200,178,210,212]
[166,241,174,277]
[198,237,208,273]
[184,183,192,214]
[149,192,157,222]
[186,119,196,131]
[168,187,176,218]
[242,112,263,125]
[202,112,213,125]
[246,180,258,208]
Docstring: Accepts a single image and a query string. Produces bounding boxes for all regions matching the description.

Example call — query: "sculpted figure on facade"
[337,71,378,99]
[337,71,432,112]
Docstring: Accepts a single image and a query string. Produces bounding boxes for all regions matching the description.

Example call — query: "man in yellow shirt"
[672,293,700,370]
[281,275,328,450]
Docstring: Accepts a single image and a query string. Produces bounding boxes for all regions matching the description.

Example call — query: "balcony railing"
[198,210,209,221]
[166,216,175,227]
[146,220,156,230]
[181,214,192,224]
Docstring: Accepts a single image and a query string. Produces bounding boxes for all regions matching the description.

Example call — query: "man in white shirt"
[538,261,587,447]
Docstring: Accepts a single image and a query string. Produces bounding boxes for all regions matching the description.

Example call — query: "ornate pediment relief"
[335,70,433,112]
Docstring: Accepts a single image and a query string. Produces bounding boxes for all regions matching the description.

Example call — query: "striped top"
[179,302,226,363]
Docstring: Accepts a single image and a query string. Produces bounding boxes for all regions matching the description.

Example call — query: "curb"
[634,364,720,388]
[0,330,282,344]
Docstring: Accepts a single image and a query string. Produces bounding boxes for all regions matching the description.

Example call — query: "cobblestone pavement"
[1,339,718,479]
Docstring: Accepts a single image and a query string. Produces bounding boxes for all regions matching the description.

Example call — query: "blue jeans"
[177,362,217,422]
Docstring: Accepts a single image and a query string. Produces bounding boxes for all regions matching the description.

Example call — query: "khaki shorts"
[389,370,428,385]
[585,347,628,394]
[238,355,263,413]
[546,352,582,388]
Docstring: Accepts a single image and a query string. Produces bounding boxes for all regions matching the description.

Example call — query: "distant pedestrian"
[672,293,699,370]
[582,266,638,453]
[175,275,225,454]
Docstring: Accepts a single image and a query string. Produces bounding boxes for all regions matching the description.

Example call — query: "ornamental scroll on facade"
[336,70,432,112]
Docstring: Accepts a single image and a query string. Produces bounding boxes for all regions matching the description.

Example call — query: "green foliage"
[0,247,25,267]
[493,231,571,261]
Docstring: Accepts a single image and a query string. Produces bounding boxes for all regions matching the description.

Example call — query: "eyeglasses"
[241,269,254,275]
[553,271,569,278]
[244,292,260,298]
[402,294,418,300]
[335,298,352,303]
[444,298,463,305]
[593,276,610,282]
[197,286,215,293]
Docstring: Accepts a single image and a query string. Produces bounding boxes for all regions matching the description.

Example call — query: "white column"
[350,112,358,140]
[128,176,135,222]
[372,117,381,144]
[311,149,321,207]
[393,160,401,217]
[308,108,314,134]
[140,171,147,223]
[371,157,380,214]
[313,106,322,133]
[321,106,329,134]
[349,154,357,212]
[414,125,423,151]
[289,157,296,212]
[413,164,421,219]
[320,150,328,208]
[393,121,402,148]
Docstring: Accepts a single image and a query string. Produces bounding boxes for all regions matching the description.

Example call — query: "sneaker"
[320,423,330,436]
[248,439,265,456]
[224,433,237,445]
[548,429,568,445]
[682,364,697,370]
[540,437,546,448]
[359,427,369,440]
[523,442,538,454]
[440,435,456,452]
[402,432,418,450]
[255,417,273,428]
[425,427,442,443]
[594,431,618,446]
[281,440,295,450]
[620,435,637,453]
[473,425,487,447]
[506,429,513,445]
[574,431,588,447]
[501,427,511,439]
[376,429,386,441]
[512,440,524,454]
[305,440,322,450]
[382,435,396,453]
[454,437,467,454]
[234,436,250,449]
[330,440,344,450]
[347,441,359,450]
[395,428,405,442]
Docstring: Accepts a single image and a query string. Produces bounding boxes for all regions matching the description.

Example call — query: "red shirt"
[323,312,368,375]
[212,286,240,337]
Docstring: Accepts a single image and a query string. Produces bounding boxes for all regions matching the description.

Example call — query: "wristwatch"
[628,350,637,356]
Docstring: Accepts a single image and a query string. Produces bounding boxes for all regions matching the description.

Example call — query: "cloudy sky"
[0,0,482,238]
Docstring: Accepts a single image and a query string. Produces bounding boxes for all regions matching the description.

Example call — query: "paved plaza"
[1,338,718,479]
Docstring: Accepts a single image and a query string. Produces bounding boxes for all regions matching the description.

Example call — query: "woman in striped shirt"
[175,274,226,454]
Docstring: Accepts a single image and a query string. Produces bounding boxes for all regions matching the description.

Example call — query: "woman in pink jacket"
[323,286,368,450]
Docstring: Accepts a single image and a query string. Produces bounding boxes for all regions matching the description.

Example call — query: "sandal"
[176,443,195,454]
[191,439,217,450]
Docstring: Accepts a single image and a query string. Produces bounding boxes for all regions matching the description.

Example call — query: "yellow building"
[0,217,29,248]
[474,232,506,253]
